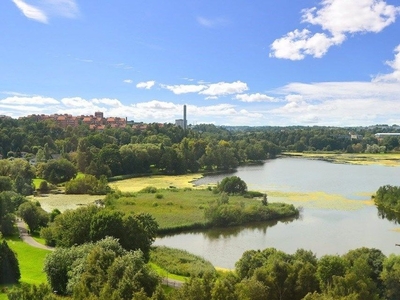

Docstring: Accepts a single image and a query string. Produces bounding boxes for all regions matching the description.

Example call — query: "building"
[26,112,127,130]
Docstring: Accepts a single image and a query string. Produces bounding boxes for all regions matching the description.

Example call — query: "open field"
[109,174,204,192]
[284,152,400,166]
[108,188,219,229]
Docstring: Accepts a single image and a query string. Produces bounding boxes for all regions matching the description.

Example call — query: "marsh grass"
[109,174,204,192]
[150,246,215,277]
[30,194,104,212]
[284,152,400,166]
[268,190,369,210]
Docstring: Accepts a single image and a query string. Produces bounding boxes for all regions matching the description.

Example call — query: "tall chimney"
[183,104,187,131]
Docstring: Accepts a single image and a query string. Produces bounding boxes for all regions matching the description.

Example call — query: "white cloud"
[200,81,249,96]
[270,0,400,60]
[235,93,276,102]
[12,0,79,23]
[161,84,207,94]
[61,97,94,108]
[123,79,133,84]
[42,0,79,18]
[92,98,122,107]
[136,81,156,89]
[12,0,48,23]
[0,96,59,105]
[197,16,229,28]
[373,44,400,82]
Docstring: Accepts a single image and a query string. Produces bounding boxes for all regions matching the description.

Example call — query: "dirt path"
[16,219,54,251]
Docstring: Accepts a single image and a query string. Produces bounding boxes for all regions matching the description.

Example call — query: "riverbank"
[282,152,400,166]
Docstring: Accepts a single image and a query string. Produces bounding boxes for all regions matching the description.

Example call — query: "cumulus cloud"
[200,81,249,96]
[161,84,207,94]
[0,96,59,105]
[136,81,155,89]
[235,93,276,102]
[270,0,400,60]
[373,44,400,82]
[12,0,79,23]
[123,79,133,84]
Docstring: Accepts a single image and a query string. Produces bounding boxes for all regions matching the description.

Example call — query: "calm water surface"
[154,157,400,269]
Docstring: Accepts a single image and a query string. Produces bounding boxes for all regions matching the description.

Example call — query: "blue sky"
[1,0,400,126]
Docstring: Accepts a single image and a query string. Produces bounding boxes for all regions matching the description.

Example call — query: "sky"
[1,0,400,127]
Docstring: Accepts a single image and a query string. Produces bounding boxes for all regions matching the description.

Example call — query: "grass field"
[284,152,400,166]
[107,188,220,229]
[5,237,49,285]
[0,236,50,298]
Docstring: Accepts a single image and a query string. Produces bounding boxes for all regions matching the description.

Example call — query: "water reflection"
[157,215,300,242]
[377,204,400,224]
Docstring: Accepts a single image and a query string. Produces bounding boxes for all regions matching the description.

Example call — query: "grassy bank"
[105,188,298,232]
[283,152,400,166]
[151,246,215,277]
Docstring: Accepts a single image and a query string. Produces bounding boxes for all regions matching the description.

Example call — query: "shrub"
[155,193,164,199]
[152,202,159,207]
[140,186,158,193]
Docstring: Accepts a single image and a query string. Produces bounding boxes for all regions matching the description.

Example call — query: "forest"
[2,116,400,299]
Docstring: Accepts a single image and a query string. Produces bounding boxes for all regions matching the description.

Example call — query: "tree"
[317,255,348,291]
[40,158,77,184]
[44,237,159,298]
[381,254,400,300]
[0,240,20,284]
[18,201,49,233]
[7,283,57,300]
[218,176,247,195]
[0,176,12,192]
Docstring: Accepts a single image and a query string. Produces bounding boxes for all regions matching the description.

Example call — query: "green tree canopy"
[218,176,247,195]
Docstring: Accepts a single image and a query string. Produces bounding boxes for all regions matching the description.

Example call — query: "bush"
[155,193,164,199]
[140,186,158,193]
[151,246,215,277]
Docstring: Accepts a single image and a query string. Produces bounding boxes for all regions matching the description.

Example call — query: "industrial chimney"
[183,104,187,131]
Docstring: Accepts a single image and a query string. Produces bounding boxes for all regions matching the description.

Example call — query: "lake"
[154,157,400,269]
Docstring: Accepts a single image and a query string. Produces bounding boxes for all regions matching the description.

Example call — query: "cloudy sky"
[1,0,400,126]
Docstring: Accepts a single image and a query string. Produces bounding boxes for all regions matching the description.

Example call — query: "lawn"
[0,237,50,297]
[5,237,50,285]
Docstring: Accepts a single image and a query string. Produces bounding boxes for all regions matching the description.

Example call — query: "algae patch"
[267,190,367,210]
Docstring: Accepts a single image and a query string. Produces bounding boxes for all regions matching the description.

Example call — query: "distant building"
[26,112,127,130]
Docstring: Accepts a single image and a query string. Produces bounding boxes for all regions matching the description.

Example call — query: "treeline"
[8,245,400,300]
[2,117,400,181]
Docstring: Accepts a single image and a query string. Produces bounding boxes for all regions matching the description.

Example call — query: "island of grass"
[105,176,299,234]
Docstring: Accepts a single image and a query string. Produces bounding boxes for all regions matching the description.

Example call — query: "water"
[154,157,400,269]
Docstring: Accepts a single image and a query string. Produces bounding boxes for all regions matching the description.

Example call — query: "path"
[16,219,54,251]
